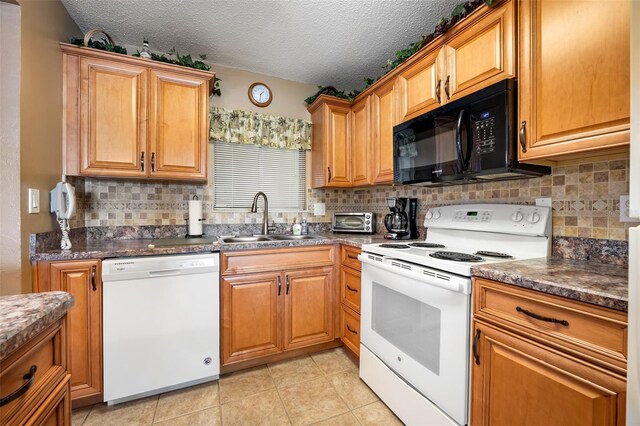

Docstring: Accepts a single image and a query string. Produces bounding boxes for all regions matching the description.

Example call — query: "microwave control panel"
[472,111,496,155]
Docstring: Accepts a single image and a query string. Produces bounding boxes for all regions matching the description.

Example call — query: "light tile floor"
[72,347,403,426]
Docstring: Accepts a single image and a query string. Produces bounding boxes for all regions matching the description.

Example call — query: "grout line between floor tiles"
[270,369,294,425]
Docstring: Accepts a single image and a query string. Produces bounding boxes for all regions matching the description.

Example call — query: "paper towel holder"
[186,195,205,238]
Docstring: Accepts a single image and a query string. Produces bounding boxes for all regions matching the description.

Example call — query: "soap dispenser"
[292,218,302,236]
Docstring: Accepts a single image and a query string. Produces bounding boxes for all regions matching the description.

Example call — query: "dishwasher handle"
[148,269,181,277]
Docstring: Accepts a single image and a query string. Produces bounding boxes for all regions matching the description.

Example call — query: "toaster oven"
[332,212,376,234]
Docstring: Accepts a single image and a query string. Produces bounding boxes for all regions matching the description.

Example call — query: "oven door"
[332,214,365,232]
[359,255,471,425]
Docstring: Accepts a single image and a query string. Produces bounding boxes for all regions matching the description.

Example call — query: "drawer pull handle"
[346,285,358,293]
[0,365,37,407]
[91,265,97,291]
[472,329,481,365]
[346,324,358,335]
[347,254,359,260]
[516,306,569,326]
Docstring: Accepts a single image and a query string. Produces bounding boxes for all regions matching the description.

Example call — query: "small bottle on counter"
[301,217,308,235]
[292,218,302,236]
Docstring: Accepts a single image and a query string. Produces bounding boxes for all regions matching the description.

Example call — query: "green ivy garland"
[305,0,493,105]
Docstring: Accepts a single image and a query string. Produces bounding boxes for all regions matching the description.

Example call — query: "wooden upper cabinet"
[351,97,371,186]
[445,0,515,102]
[397,46,442,122]
[518,0,630,163]
[471,321,626,426]
[371,79,397,184]
[62,43,214,181]
[308,96,352,188]
[79,57,147,177]
[41,260,102,407]
[283,267,334,350]
[149,70,208,179]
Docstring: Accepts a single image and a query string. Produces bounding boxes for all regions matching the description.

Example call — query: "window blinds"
[214,141,306,211]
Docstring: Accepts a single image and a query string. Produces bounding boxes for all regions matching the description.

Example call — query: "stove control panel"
[424,204,552,237]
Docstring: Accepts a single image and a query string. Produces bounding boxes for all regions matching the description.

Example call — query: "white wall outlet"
[28,188,40,214]
[313,202,326,216]
[536,197,552,207]
[620,195,639,222]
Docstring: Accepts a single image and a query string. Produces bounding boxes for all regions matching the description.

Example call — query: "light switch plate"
[536,197,552,207]
[313,203,326,216]
[620,195,639,222]
[28,188,40,214]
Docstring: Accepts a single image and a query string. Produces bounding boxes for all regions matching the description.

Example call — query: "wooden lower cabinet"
[471,278,628,425]
[1,317,70,426]
[471,321,626,426]
[221,273,282,365]
[33,259,102,407]
[220,247,337,369]
[338,245,361,358]
[284,267,334,350]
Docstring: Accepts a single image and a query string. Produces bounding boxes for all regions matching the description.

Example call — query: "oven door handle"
[358,255,470,294]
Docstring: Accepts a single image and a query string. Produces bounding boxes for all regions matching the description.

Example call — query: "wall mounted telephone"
[50,182,76,220]
[50,181,76,250]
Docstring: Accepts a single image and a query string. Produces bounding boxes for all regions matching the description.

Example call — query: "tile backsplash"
[70,158,633,241]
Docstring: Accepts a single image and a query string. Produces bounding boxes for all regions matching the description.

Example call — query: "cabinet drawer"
[222,245,335,275]
[474,278,628,369]
[340,245,361,271]
[25,374,71,426]
[0,319,67,423]
[340,305,360,357]
[340,266,361,313]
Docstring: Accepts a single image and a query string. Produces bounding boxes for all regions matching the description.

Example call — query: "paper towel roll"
[188,199,203,236]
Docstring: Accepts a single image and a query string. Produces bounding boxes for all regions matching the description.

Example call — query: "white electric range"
[358,203,552,426]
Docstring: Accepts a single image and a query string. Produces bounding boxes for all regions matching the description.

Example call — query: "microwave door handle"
[455,109,465,173]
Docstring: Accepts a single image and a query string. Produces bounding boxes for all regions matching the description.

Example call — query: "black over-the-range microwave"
[393,79,550,186]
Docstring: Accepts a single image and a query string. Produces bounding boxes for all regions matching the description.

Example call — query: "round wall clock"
[248,82,272,107]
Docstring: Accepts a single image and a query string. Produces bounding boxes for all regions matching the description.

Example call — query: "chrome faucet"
[250,192,270,235]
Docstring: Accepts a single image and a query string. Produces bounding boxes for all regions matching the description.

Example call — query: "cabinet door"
[283,267,334,350]
[221,273,282,365]
[371,79,397,184]
[471,321,626,426]
[518,0,630,162]
[445,0,515,102]
[397,46,442,122]
[49,260,102,404]
[79,57,147,177]
[149,70,209,180]
[325,104,352,187]
[351,97,371,186]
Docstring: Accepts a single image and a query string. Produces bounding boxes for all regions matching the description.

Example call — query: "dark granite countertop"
[30,233,393,262]
[472,257,628,312]
[0,291,74,360]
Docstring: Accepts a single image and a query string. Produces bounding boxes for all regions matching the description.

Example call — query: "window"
[213,141,306,211]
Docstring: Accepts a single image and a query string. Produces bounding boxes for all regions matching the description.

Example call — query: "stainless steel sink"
[219,234,326,243]
[220,236,272,243]
[269,235,324,240]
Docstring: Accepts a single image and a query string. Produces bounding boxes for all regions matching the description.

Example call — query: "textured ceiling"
[60,0,458,91]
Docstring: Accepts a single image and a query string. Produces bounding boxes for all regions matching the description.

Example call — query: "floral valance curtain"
[209,107,312,150]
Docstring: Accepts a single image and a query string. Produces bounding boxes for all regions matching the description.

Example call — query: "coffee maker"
[383,197,419,240]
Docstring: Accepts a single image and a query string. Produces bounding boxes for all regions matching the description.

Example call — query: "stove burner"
[475,251,513,258]
[429,251,484,262]
[379,243,411,249]
[408,242,446,248]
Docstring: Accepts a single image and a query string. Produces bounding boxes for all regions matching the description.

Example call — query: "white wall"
[0,1,22,295]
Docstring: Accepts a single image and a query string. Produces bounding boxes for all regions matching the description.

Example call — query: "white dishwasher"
[102,253,219,405]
